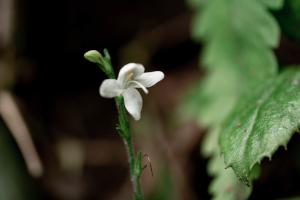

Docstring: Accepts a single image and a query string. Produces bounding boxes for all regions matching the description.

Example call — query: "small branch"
[0,90,43,177]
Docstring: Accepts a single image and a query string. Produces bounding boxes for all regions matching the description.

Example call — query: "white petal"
[123,88,142,120]
[135,71,164,87]
[118,63,145,84]
[99,79,122,98]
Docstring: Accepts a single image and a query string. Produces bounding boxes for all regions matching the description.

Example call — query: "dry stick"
[0,0,43,178]
[0,91,43,177]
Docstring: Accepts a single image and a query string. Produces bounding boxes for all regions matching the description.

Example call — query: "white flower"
[99,63,164,120]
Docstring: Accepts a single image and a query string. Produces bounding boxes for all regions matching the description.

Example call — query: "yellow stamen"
[126,72,134,82]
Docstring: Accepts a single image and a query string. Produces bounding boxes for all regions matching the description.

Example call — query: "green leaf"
[192,0,228,42]
[209,162,260,200]
[260,0,284,9]
[186,0,280,128]
[185,68,238,126]
[193,0,281,48]
[202,126,222,158]
[220,67,300,185]
[202,34,277,79]
[209,167,252,200]
[187,0,284,198]
[201,126,258,200]
[185,54,276,127]
[201,127,253,200]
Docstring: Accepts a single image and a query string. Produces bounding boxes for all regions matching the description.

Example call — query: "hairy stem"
[115,96,144,200]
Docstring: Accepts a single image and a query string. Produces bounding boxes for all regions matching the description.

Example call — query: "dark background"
[0,0,300,199]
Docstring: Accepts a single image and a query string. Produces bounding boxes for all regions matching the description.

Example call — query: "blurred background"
[1,0,300,199]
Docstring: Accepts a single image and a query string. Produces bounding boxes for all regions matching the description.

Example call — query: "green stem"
[98,59,144,200]
[115,96,144,200]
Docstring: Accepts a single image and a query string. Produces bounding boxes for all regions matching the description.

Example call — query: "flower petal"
[118,63,145,84]
[135,71,164,87]
[123,88,142,120]
[99,79,122,98]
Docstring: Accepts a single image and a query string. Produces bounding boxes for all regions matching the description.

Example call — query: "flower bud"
[84,50,102,64]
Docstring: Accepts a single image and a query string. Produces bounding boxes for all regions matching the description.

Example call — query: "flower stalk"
[116,95,143,200]
[84,49,144,200]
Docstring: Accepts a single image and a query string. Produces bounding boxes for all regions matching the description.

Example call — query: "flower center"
[123,71,148,94]
[126,72,134,82]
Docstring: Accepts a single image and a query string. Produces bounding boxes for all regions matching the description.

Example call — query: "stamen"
[129,81,148,94]
[126,72,134,82]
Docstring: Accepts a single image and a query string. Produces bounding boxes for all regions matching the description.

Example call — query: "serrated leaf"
[187,0,284,198]
[192,0,228,41]
[202,34,277,78]
[202,126,222,158]
[185,54,276,128]
[207,151,260,200]
[209,167,252,200]
[192,0,281,48]
[187,0,280,128]
[201,126,259,200]
[233,0,280,47]
[202,128,253,200]
[220,67,300,184]
[185,68,238,126]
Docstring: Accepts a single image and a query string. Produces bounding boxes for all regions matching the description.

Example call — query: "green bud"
[84,49,116,79]
[84,50,103,64]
